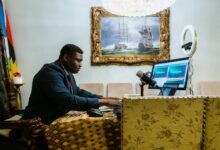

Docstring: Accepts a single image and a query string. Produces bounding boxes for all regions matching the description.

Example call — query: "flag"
[0,0,17,78]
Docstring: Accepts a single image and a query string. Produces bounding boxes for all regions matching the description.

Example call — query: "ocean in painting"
[101,16,160,55]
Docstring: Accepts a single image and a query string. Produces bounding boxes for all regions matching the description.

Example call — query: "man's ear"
[63,54,69,62]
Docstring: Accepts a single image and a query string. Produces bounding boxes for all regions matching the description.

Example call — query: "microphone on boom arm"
[136,70,158,88]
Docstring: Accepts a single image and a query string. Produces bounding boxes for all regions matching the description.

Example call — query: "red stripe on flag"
[5,12,16,63]
[6,13,13,46]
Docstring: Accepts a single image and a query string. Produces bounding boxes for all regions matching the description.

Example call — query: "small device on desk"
[113,105,121,120]
[87,106,122,119]
[87,108,103,117]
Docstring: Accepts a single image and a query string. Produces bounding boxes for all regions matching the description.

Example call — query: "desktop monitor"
[149,57,189,90]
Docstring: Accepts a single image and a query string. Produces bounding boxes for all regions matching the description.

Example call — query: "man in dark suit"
[22,44,120,125]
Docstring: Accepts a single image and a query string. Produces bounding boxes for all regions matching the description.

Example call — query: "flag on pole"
[0,0,17,78]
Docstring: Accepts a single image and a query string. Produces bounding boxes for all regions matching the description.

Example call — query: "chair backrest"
[199,81,220,96]
[107,83,133,98]
[79,83,104,96]
[0,80,10,120]
[135,83,148,96]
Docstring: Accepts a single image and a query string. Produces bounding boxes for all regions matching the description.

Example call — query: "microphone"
[136,70,158,87]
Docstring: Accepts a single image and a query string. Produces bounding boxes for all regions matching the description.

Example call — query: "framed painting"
[91,7,170,65]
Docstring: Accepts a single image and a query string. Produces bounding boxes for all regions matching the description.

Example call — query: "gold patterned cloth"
[122,96,220,150]
[44,111,120,150]
[205,97,220,149]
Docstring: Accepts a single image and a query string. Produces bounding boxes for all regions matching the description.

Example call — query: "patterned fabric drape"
[122,96,220,150]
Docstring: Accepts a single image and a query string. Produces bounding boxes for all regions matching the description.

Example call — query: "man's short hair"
[59,44,83,59]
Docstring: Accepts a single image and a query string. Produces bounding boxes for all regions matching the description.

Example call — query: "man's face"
[64,52,83,73]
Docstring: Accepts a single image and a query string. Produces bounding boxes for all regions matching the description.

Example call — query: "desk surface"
[44,111,120,150]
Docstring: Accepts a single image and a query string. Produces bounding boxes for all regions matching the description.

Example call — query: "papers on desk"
[99,106,113,112]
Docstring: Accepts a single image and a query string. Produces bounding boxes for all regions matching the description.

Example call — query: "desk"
[44,111,120,150]
[122,96,220,150]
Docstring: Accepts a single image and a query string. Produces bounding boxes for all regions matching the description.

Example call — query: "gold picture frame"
[91,7,170,65]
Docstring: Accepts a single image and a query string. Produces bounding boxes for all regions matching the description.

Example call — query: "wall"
[5,0,220,108]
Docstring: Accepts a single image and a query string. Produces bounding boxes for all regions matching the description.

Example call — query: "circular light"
[181,25,197,57]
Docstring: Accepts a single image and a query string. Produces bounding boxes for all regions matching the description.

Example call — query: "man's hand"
[98,97,121,107]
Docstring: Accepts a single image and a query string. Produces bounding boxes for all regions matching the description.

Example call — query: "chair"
[107,83,133,98]
[79,83,104,96]
[199,81,220,96]
[136,83,148,96]
[0,80,46,149]
[0,116,47,149]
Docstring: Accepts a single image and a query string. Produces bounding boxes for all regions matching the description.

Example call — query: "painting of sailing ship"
[101,17,160,55]
[91,7,170,65]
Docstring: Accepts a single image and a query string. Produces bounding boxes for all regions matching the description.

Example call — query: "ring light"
[181,25,197,57]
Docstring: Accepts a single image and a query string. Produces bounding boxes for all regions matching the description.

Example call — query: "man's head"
[59,44,83,74]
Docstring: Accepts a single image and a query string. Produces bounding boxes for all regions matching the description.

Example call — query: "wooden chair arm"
[0,117,48,140]
[0,117,42,129]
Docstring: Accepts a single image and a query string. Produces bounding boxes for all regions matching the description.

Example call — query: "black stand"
[160,83,179,96]
[139,83,145,96]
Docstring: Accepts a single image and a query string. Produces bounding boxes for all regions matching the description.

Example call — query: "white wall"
[5,0,220,108]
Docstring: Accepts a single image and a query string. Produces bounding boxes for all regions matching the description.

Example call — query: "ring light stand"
[181,25,197,96]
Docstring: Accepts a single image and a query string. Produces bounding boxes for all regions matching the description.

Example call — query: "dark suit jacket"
[22,60,100,124]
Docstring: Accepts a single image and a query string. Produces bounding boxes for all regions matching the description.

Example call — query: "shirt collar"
[60,61,70,76]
